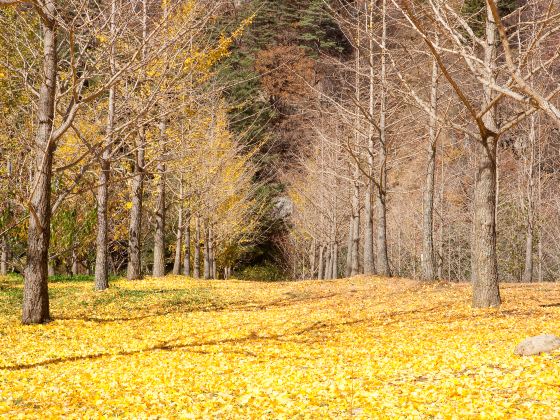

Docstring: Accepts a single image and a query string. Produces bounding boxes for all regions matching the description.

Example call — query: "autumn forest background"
[2,0,560,417]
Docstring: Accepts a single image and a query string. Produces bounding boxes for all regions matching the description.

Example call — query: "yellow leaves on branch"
[1,276,560,417]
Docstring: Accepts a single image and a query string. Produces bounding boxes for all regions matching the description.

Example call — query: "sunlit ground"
[1,275,560,418]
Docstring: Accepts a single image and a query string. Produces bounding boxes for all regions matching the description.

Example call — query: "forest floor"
[1,275,560,418]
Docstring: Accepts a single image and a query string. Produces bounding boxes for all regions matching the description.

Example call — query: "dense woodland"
[1,0,560,324]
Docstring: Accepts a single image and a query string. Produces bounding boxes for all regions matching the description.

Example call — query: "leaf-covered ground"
[1,276,560,418]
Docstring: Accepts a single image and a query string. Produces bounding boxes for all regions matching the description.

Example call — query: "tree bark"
[193,216,200,278]
[182,212,191,276]
[523,115,536,282]
[472,3,501,308]
[363,1,375,276]
[318,243,325,280]
[173,207,183,275]
[203,220,210,279]
[375,0,391,277]
[0,235,7,276]
[94,0,116,291]
[152,121,167,278]
[421,52,438,281]
[22,2,57,324]
[127,127,146,280]
[350,180,360,276]
[310,239,316,279]
[345,220,353,277]
[332,242,338,279]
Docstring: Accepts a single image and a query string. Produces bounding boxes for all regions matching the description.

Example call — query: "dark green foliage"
[462,0,521,36]
[237,262,286,281]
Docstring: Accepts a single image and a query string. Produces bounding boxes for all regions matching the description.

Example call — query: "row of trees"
[280,0,560,307]
[0,0,262,324]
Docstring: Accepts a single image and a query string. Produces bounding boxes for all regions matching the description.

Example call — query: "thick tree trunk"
[152,122,167,278]
[193,216,200,278]
[472,135,500,306]
[127,128,145,280]
[182,213,191,276]
[472,4,501,308]
[421,54,438,281]
[22,4,57,324]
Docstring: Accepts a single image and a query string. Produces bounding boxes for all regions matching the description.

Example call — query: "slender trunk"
[363,1,375,275]
[95,157,111,289]
[172,201,183,275]
[127,127,145,280]
[23,3,57,324]
[345,220,353,277]
[71,246,78,276]
[209,226,216,279]
[325,244,332,280]
[375,0,391,277]
[193,216,200,278]
[182,212,191,276]
[351,179,360,276]
[152,121,167,277]
[127,0,148,281]
[0,235,7,276]
[421,51,438,281]
[94,0,116,291]
[472,3,500,307]
[332,242,339,279]
[310,239,316,279]
[523,115,536,282]
[203,221,210,279]
[318,243,325,280]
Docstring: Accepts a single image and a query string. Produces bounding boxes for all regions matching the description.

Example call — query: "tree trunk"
[22,4,57,324]
[363,2,375,276]
[95,156,111,289]
[173,207,183,275]
[351,182,360,277]
[318,243,325,280]
[421,52,438,281]
[472,4,500,308]
[152,121,167,278]
[345,220,353,277]
[523,115,536,282]
[193,216,200,278]
[182,212,191,276]
[71,246,79,276]
[332,242,339,279]
[203,221,210,279]
[310,239,316,279]
[325,244,332,280]
[94,0,116,291]
[375,0,391,277]
[0,235,8,276]
[127,128,145,280]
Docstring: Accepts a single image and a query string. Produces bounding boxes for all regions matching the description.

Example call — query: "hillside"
[1,276,560,417]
